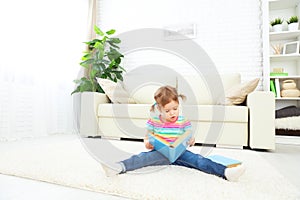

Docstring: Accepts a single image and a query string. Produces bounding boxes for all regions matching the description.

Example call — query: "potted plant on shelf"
[270,18,283,32]
[287,16,299,31]
[72,25,125,137]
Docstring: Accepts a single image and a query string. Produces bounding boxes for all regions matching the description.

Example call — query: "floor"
[0,140,299,200]
[0,174,128,200]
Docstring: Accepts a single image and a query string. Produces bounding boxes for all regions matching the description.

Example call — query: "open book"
[206,155,242,168]
[148,131,192,163]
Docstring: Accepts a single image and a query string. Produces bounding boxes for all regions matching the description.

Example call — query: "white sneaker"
[100,162,123,177]
[224,164,246,182]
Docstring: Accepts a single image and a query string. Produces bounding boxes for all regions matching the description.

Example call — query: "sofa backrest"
[123,66,177,104]
[123,69,241,105]
[177,73,241,105]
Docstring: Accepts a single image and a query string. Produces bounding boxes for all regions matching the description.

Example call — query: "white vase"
[288,22,299,31]
[73,92,109,137]
[272,24,283,32]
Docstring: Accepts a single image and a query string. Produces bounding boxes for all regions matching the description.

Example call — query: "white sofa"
[82,72,275,150]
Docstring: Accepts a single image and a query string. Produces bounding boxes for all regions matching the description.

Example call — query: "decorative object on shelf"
[271,44,283,55]
[270,68,288,76]
[281,80,300,97]
[270,17,283,32]
[287,16,299,31]
[274,78,281,98]
[270,72,288,76]
[270,79,277,97]
[273,67,284,73]
[283,41,300,54]
[282,79,297,90]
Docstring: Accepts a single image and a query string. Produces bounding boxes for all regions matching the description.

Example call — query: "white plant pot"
[272,24,283,32]
[288,22,299,31]
[73,92,109,137]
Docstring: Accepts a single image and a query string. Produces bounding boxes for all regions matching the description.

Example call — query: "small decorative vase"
[282,80,297,90]
[272,24,283,32]
[288,22,299,31]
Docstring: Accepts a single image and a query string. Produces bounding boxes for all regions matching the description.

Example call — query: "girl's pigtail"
[178,94,186,101]
[150,102,157,112]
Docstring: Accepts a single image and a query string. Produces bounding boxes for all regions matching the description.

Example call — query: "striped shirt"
[146,115,192,144]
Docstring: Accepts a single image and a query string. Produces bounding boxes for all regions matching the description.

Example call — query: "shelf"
[276,97,300,100]
[268,0,300,108]
[269,30,300,40]
[270,54,300,61]
[270,75,300,79]
[269,0,300,10]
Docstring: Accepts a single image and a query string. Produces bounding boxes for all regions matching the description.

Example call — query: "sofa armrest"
[246,91,275,150]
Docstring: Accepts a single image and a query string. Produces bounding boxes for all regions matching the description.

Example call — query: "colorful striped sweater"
[146,115,192,144]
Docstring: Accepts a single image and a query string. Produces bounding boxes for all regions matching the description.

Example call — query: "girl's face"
[159,100,179,123]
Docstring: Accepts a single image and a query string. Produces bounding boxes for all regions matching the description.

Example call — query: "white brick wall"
[98,0,264,89]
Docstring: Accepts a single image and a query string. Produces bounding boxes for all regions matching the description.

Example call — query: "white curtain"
[0,0,89,140]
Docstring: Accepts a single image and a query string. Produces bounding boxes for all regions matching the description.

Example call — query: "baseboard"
[275,135,300,145]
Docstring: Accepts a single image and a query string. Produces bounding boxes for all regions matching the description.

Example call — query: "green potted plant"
[270,17,283,32]
[287,16,299,31]
[72,25,125,94]
[72,25,125,137]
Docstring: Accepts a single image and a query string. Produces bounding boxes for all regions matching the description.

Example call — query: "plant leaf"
[81,53,91,61]
[95,81,104,93]
[94,25,104,36]
[71,86,81,95]
[109,38,121,44]
[99,63,106,71]
[107,41,120,49]
[118,65,126,72]
[90,69,98,80]
[106,29,116,35]
[80,59,94,68]
[79,78,94,92]
[107,48,123,61]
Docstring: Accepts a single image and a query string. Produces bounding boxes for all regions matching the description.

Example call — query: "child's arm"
[188,137,195,146]
[144,131,154,150]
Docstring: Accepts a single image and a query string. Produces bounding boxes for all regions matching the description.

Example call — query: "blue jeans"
[120,150,226,179]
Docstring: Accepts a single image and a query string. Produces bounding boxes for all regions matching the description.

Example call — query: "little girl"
[101,85,245,181]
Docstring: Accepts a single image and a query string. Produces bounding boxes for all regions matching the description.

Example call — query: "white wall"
[98,0,264,88]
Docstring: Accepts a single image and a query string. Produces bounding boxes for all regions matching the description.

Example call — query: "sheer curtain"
[0,0,89,140]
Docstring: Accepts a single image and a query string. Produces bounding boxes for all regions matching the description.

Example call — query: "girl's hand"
[144,137,154,150]
[188,137,195,147]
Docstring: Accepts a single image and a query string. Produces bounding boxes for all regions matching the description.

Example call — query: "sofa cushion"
[98,104,150,119]
[130,84,164,104]
[96,78,136,104]
[182,105,248,122]
[98,104,248,123]
[177,73,241,105]
[122,66,178,104]
[217,78,260,105]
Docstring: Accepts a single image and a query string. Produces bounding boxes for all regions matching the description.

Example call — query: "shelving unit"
[267,0,300,109]
[269,30,300,40]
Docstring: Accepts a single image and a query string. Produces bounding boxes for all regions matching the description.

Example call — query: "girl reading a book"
[101,85,245,181]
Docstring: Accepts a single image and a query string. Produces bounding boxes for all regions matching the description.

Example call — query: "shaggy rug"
[0,134,299,200]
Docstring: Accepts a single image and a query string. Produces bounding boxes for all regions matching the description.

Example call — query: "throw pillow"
[217,78,260,106]
[96,78,136,104]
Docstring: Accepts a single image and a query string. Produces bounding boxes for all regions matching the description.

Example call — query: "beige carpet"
[0,134,299,200]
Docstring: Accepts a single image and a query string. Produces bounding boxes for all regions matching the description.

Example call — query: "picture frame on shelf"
[283,41,300,54]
